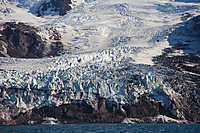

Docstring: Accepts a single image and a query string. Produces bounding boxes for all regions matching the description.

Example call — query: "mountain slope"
[0,22,69,58]
[0,0,200,125]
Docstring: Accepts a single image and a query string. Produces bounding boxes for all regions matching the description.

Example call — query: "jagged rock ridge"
[34,0,72,16]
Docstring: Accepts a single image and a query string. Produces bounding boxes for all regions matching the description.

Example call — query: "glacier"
[0,0,200,125]
[0,46,199,124]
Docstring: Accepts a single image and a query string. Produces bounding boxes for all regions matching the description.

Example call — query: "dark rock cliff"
[0,94,178,126]
[35,0,72,16]
[0,22,68,58]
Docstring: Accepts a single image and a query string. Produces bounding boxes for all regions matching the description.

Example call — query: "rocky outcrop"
[35,0,72,16]
[153,48,200,77]
[0,22,68,58]
[151,16,200,124]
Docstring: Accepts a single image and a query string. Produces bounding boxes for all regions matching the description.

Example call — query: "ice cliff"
[0,46,199,125]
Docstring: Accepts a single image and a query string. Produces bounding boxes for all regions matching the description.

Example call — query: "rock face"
[35,0,72,16]
[153,48,200,77]
[0,22,67,58]
[0,89,181,125]
[151,15,200,124]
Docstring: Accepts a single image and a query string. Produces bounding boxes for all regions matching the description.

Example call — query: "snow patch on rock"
[151,115,188,123]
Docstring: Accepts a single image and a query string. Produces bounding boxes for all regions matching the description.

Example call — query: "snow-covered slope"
[1,0,200,63]
[0,0,200,125]
[168,15,200,55]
